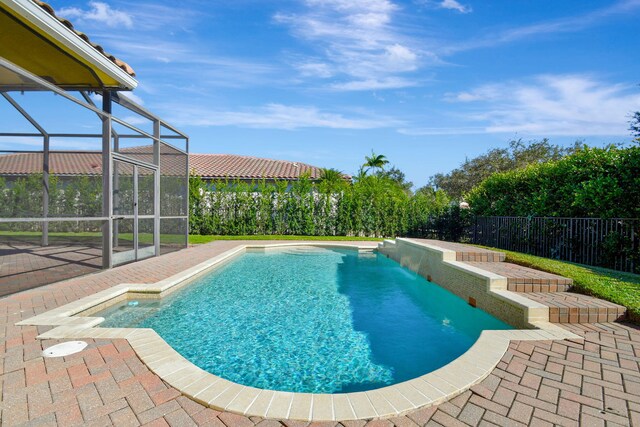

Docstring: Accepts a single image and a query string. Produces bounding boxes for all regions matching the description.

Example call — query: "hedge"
[466,145,640,218]
[189,174,451,238]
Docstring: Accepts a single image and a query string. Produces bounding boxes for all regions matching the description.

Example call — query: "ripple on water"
[98,247,511,393]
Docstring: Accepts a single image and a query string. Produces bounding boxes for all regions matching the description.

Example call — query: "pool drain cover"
[42,341,88,358]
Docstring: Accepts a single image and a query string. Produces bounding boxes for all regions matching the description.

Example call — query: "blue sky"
[6,0,640,187]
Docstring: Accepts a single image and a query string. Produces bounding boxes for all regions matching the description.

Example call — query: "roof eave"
[6,0,138,90]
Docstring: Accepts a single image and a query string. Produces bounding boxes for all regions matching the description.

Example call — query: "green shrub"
[188,174,450,238]
[467,145,640,218]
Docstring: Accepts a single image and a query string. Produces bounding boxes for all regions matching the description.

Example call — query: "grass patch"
[1,231,380,246]
[477,245,640,323]
[189,235,383,244]
[1,231,102,237]
[0,231,186,245]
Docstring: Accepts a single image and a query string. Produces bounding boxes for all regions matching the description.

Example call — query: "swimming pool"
[97,246,511,393]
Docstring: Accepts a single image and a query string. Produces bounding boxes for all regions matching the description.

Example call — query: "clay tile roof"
[0,151,329,181]
[32,0,136,77]
[189,154,324,180]
[0,152,101,176]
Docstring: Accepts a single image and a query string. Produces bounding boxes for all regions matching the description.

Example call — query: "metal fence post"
[42,134,49,246]
[153,120,160,257]
[471,215,639,274]
[102,91,113,269]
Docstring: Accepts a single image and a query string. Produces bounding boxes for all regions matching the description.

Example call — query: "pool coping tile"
[311,394,334,421]
[347,392,378,419]
[226,387,262,414]
[288,393,313,420]
[16,242,581,421]
[244,389,275,417]
[332,393,357,420]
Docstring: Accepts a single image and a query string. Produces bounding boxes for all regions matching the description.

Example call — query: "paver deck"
[1,241,639,426]
[0,243,102,298]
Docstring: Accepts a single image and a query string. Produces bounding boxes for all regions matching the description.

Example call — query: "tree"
[319,168,344,183]
[425,139,581,200]
[363,151,389,174]
[318,168,348,193]
[375,166,413,194]
[466,144,640,219]
[354,166,368,182]
[630,111,640,142]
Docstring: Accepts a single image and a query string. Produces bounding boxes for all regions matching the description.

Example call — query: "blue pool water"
[97,247,511,393]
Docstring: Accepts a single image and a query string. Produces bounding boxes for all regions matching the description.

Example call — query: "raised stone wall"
[378,238,548,329]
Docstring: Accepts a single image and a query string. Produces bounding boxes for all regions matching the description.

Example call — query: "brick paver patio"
[0,243,102,298]
[1,241,639,426]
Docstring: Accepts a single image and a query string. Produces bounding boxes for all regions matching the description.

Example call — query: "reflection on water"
[97,247,511,393]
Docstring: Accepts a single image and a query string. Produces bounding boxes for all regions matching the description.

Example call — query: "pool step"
[519,291,627,324]
[403,238,627,324]
[279,247,335,256]
[465,262,573,292]
[413,239,506,262]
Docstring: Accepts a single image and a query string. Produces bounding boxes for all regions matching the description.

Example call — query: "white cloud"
[397,127,486,136]
[444,85,502,102]
[164,104,402,130]
[444,0,640,53]
[120,92,144,106]
[446,75,640,136]
[384,44,418,71]
[116,3,198,31]
[331,77,416,91]
[59,1,200,32]
[275,0,425,90]
[95,33,282,87]
[119,115,149,126]
[90,91,143,108]
[415,0,471,14]
[295,62,334,78]
[56,2,271,90]
[439,0,472,14]
[59,2,133,29]
[305,0,398,17]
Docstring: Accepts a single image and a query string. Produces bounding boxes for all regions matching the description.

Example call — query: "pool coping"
[17,242,580,421]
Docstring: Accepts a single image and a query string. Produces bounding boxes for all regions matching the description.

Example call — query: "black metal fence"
[464,217,639,273]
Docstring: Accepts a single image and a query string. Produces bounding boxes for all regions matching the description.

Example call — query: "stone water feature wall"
[378,238,548,329]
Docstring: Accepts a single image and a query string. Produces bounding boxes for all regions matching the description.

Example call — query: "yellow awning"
[0,1,136,90]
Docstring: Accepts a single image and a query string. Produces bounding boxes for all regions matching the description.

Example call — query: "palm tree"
[363,151,389,174]
[319,168,347,192]
[319,168,344,183]
[354,165,368,182]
